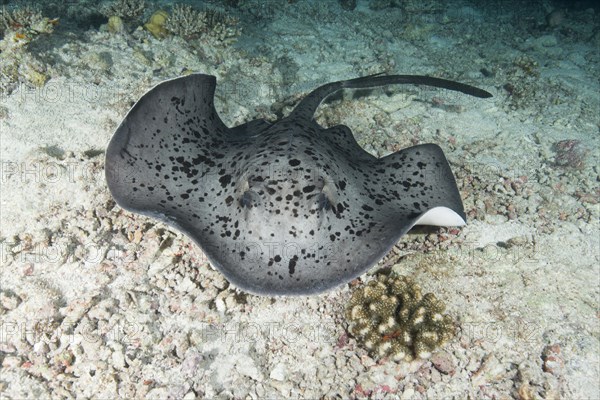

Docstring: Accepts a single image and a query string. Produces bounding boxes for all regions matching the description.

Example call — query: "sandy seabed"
[1,1,598,399]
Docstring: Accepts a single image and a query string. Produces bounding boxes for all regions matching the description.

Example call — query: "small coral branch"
[164,4,240,44]
[346,273,455,362]
[101,0,146,21]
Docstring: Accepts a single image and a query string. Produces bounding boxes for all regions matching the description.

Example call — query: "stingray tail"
[289,73,492,121]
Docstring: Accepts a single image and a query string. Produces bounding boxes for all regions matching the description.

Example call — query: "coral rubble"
[552,139,589,170]
[346,273,455,361]
[0,5,57,39]
[0,5,56,94]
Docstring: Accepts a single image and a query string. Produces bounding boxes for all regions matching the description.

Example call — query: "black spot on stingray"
[219,174,232,187]
[288,255,298,275]
[289,159,301,166]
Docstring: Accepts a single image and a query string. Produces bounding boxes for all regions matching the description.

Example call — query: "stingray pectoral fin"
[381,143,466,226]
[105,74,230,213]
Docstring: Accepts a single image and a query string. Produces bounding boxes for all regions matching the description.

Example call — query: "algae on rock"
[144,10,169,39]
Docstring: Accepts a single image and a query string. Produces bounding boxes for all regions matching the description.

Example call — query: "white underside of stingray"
[413,206,467,227]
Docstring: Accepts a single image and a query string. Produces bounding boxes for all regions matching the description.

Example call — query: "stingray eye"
[239,190,260,209]
[317,193,332,211]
